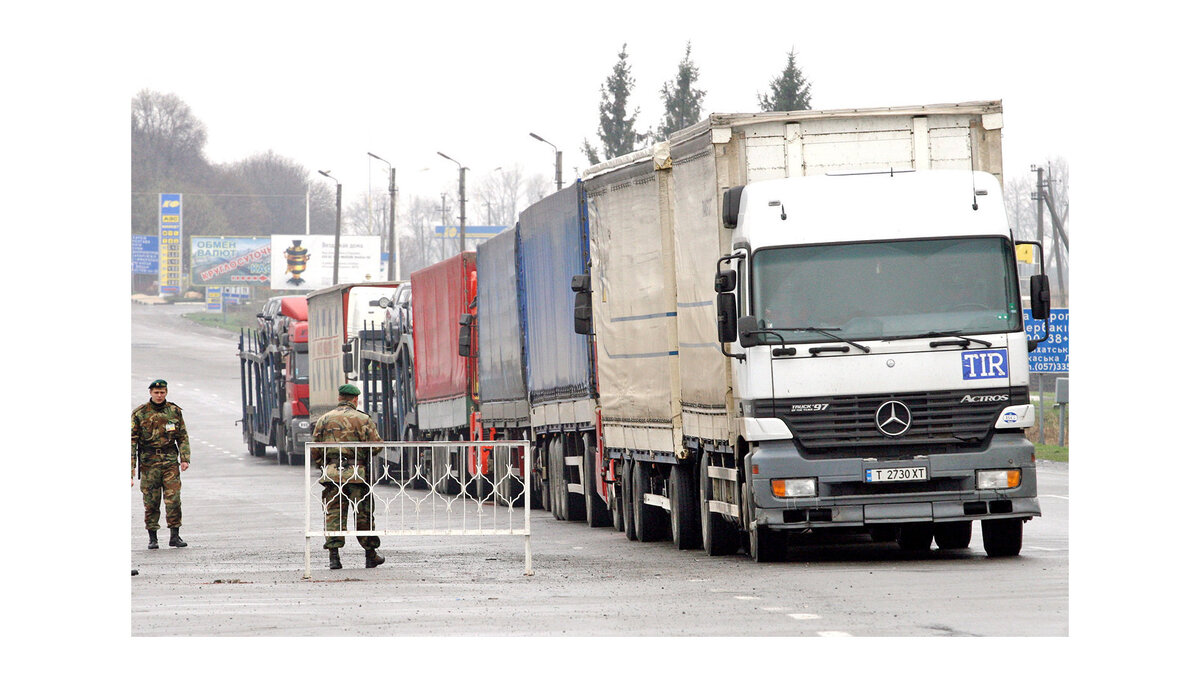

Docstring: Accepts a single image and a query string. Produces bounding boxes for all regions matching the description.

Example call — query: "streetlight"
[529,132,563,192]
[367,152,397,280]
[436,151,468,253]
[318,169,342,284]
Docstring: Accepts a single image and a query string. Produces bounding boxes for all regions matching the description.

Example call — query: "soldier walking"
[312,383,386,570]
[132,379,190,549]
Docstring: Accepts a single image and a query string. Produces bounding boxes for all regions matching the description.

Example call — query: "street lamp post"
[436,152,468,253]
[368,152,397,280]
[529,132,563,192]
[318,169,342,284]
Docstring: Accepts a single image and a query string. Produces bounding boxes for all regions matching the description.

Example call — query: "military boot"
[329,549,342,570]
[365,548,385,568]
[169,527,188,547]
[147,530,158,549]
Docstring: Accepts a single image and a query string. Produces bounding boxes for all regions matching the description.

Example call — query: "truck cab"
[716,170,1050,559]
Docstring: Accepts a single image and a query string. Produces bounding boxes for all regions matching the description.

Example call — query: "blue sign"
[1022,308,1069,373]
[132,235,159,275]
[435,224,508,238]
[962,349,1009,380]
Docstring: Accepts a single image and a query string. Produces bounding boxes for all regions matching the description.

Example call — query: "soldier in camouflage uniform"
[131,379,190,549]
[312,383,385,570]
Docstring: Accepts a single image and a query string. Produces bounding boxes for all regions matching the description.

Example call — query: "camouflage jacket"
[131,400,191,474]
[312,401,382,483]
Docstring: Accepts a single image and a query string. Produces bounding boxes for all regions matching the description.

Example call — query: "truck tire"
[669,463,701,549]
[549,437,564,520]
[535,440,551,512]
[252,440,266,458]
[633,460,668,542]
[582,435,612,528]
[610,481,625,533]
[699,452,739,556]
[622,458,637,541]
[563,434,586,522]
[277,426,289,465]
[934,521,973,550]
[982,518,1023,557]
[743,480,786,562]
[898,523,934,552]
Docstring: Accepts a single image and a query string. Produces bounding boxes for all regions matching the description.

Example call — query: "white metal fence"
[303,441,531,579]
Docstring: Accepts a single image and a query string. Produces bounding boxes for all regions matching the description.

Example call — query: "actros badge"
[875,400,912,437]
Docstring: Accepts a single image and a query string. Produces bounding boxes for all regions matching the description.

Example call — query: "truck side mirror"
[716,293,738,343]
[1030,274,1051,320]
[574,290,593,335]
[722,186,744,228]
[737,315,762,347]
[570,274,591,293]
[342,341,354,374]
[714,269,736,293]
[458,323,472,357]
[377,296,391,309]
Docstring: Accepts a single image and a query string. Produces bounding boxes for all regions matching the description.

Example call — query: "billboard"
[132,235,158,275]
[269,235,382,290]
[190,236,272,286]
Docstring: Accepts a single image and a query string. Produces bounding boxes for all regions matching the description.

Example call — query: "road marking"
[819,631,852,637]
[789,613,821,620]
[734,596,760,601]
[1025,546,1066,552]
[760,607,788,612]
[1042,494,1069,500]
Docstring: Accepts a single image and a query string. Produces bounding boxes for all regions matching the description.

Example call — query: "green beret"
[149,379,168,389]
[338,383,361,396]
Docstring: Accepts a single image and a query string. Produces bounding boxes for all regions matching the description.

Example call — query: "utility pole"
[457,166,467,253]
[387,167,396,279]
[1032,165,1045,444]
[319,170,342,284]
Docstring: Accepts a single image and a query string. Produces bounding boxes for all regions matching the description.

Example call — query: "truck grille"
[755,387,1025,458]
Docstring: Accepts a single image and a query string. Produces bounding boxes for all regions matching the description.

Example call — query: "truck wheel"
[563,435,586,522]
[610,482,625,533]
[549,437,565,520]
[898,523,934,552]
[934,521,973,550]
[535,440,551,512]
[622,459,637,541]
[277,428,290,465]
[633,460,668,542]
[982,518,1023,557]
[700,452,739,556]
[669,463,701,549]
[582,435,612,528]
[743,480,786,562]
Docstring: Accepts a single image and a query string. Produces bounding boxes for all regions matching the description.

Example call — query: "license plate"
[865,466,928,483]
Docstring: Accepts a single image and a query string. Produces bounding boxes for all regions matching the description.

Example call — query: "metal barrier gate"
[303,440,532,579]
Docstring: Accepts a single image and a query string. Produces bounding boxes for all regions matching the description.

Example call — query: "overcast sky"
[126,1,1087,209]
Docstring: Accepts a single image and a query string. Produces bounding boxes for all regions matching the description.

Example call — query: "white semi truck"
[574,100,1051,560]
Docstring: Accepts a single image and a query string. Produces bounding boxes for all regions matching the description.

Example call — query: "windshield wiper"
[920,330,993,349]
[781,326,871,354]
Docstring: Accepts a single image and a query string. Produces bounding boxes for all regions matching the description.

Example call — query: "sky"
[121,1,1089,211]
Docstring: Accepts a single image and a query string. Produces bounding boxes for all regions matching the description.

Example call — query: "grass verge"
[1034,443,1068,463]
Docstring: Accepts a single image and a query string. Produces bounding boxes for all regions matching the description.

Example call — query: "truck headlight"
[976,469,1021,489]
[771,478,817,498]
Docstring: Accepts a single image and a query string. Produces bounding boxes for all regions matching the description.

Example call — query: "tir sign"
[961,349,1008,380]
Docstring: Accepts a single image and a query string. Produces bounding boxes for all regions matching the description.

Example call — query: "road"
[131,302,1068,637]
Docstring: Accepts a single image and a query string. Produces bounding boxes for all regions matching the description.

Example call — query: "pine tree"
[581,43,648,163]
[658,42,706,140]
[758,48,812,112]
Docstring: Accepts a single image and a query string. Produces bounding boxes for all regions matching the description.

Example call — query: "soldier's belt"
[139,445,176,455]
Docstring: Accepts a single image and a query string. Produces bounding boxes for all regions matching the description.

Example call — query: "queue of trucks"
[240,99,1051,560]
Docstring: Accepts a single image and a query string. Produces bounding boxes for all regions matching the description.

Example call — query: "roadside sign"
[158,194,183,295]
[1023,308,1069,372]
[269,235,381,290]
[132,235,159,275]
[206,287,222,311]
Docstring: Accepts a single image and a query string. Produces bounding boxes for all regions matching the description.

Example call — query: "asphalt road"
[131,302,1068,637]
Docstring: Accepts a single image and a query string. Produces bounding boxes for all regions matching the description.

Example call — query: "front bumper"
[748,434,1041,529]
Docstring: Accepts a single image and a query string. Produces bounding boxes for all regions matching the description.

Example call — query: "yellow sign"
[1015,244,1034,264]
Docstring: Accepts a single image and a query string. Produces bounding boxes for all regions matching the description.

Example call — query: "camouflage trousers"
[320,482,379,550]
[139,454,182,530]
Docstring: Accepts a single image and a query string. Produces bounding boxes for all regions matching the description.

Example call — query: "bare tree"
[1004,157,1069,303]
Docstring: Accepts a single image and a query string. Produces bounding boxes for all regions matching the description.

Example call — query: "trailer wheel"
[633,460,668,542]
[549,437,565,520]
[700,452,739,556]
[934,521,973,550]
[622,459,637,541]
[609,481,625,533]
[535,439,551,512]
[982,518,1023,557]
[582,435,612,528]
[277,425,289,465]
[669,463,701,549]
[898,523,934,552]
[563,435,586,522]
[251,440,266,458]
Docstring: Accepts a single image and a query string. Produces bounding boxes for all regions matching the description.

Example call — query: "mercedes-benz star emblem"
[875,400,912,437]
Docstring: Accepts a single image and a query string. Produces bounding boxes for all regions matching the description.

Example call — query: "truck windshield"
[752,237,1021,343]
